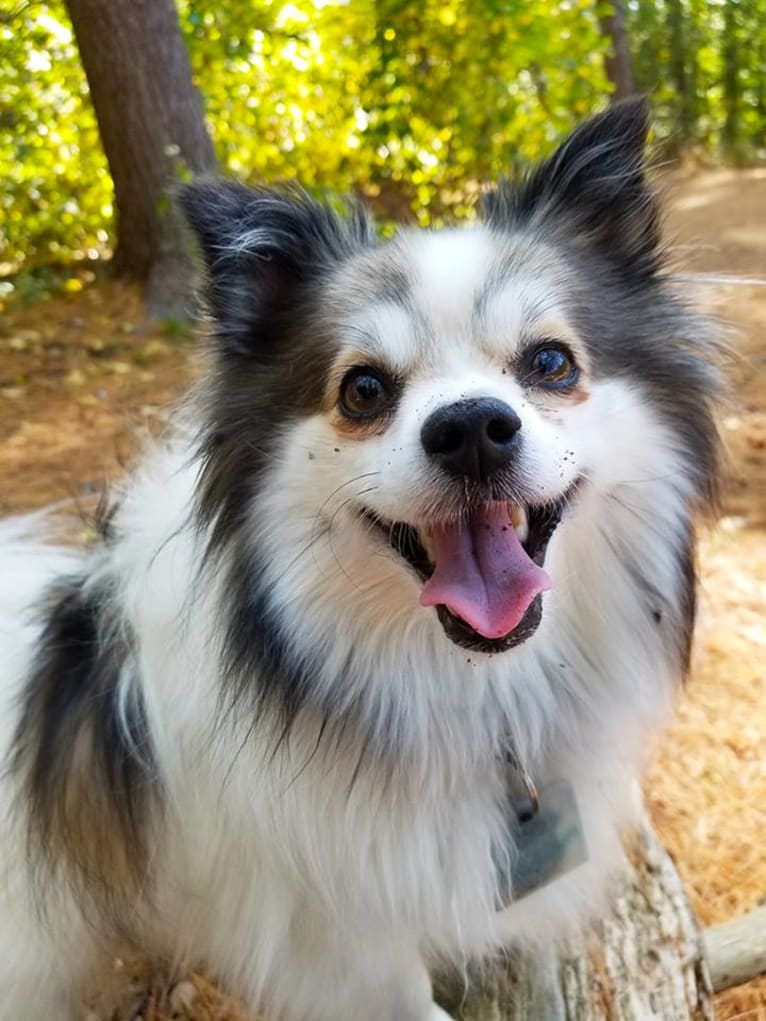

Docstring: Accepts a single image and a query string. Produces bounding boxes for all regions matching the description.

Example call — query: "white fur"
[0,227,698,1020]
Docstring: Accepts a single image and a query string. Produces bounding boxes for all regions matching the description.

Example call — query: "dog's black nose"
[421,398,522,482]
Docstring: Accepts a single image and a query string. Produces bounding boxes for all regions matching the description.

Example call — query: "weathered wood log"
[705,905,766,993]
[435,816,715,1020]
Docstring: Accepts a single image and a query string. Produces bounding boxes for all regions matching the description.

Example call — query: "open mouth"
[361,488,578,653]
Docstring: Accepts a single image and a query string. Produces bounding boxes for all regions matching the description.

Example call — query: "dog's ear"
[180,181,374,354]
[483,97,661,277]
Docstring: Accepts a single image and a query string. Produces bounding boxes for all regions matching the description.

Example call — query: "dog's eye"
[526,345,578,390]
[340,367,393,419]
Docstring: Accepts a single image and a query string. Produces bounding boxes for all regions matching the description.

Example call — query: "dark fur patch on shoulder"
[212,547,402,778]
[221,550,354,746]
[11,575,159,910]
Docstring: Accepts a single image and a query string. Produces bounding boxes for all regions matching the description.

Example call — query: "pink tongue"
[420,504,551,640]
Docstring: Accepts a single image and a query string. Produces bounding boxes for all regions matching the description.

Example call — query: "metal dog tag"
[497,774,588,906]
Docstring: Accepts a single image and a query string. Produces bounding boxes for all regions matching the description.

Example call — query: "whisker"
[325,491,380,591]
[310,472,382,556]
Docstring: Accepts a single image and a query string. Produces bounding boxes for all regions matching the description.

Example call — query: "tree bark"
[435,816,715,1020]
[722,0,740,153]
[599,1,635,101]
[63,0,217,318]
[665,0,696,142]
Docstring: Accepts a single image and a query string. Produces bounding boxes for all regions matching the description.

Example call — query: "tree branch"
[0,1,31,25]
[705,905,766,992]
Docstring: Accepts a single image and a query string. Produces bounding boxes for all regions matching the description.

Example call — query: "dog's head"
[182,99,720,667]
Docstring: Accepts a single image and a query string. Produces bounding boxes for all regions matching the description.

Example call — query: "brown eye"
[340,367,393,419]
[526,344,578,390]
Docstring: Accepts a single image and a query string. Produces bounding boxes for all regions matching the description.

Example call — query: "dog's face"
[273,229,587,653]
[182,99,719,666]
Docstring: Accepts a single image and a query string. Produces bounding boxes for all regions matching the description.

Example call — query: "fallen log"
[435,815,715,1020]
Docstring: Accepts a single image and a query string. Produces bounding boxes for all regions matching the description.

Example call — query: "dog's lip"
[357,482,580,651]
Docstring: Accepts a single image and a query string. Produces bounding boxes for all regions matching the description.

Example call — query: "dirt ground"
[1,167,765,1019]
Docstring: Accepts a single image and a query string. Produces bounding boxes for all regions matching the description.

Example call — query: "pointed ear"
[483,98,661,276]
[180,180,374,354]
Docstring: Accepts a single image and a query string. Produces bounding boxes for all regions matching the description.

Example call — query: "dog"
[0,98,721,1020]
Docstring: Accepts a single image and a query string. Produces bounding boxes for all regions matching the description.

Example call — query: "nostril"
[437,422,464,455]
[486,416,518,444]
[423,417,466,457]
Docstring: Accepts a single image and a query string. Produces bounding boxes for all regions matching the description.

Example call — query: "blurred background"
[1,2,765,1019]
[2,0,766,299]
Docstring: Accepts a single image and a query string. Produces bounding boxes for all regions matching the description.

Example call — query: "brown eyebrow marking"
[329,407,397,440]
[549,384,590,405]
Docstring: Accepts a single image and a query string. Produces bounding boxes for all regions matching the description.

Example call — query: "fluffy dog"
[0,98,721,1020]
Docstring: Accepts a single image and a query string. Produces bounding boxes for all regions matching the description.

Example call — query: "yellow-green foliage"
[1,0,609,275]
[0,4,111,276]
[2,0,765,277]
[182,0,608,222]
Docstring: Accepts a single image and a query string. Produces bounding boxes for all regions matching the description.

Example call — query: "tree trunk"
[599,1,635,100]
[435,815,715,1020]
[722,0,740,154]
[665,0,696,143]
[63,0,217,318]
